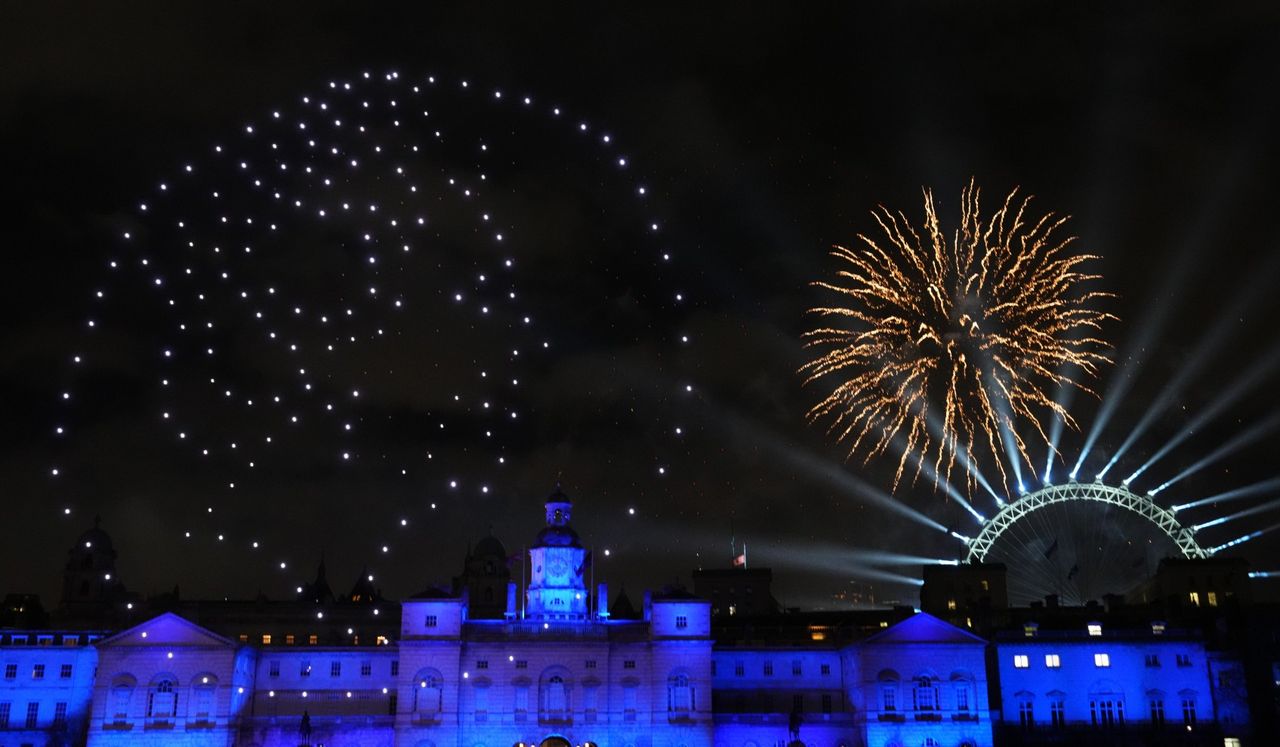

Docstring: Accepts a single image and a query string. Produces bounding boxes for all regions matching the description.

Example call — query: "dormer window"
[1087,623,1102,637]
[1152,621,1167,635]
[1023,623,1039,638]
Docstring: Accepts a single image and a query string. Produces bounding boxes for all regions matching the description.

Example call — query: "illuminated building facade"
[2,488,1267,746]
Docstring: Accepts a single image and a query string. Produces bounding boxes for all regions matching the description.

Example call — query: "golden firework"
[802,180,1114,494]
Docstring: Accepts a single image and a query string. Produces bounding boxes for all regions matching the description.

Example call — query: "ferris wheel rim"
[963,481,1207,563]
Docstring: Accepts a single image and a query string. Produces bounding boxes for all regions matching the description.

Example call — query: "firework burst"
[801,180,1114,495]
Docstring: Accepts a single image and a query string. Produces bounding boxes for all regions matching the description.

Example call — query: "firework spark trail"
[802,180,1114,495]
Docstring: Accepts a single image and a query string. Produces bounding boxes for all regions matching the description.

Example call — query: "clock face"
[547,557,570,579]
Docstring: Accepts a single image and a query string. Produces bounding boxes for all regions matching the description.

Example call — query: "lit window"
[308,634,318,645]
[1152,621,1167,635]
[1189,591,1201,606]
[1013,655,1030,669]
[1024,623,1039,638]
[262,634,272,645]
[981,579,990,591]
[1094,653,1111,668]
[1087,623,1102,636]
[947,598,957,610]
[286,634,295,645]
[1045,654,1061,668]
[1225,738,1243,747]
[1207,592,1219,607]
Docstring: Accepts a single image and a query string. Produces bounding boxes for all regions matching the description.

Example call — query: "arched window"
[668,672,694,713]
[950,670,974,712]
[912,676,939,711]
[413,669,443,718]
[109,675,135,724]
[147,676,178,721]
[190,673,218,721]
[543,674,569,719]
[877,669,899,712]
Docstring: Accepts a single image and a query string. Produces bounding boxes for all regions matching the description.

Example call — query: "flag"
[733,553,746,568]
[1043,538,1059,559]
[575,551,593,577]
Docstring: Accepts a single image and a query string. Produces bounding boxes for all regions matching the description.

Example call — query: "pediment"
[865,612,987,645]
[96,612,235,649]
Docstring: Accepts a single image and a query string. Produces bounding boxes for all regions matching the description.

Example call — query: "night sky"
[3,3,1279,610]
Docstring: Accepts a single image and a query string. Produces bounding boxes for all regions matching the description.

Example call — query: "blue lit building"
[1,486,1268,746]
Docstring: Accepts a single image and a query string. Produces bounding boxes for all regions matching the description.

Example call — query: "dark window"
[675,615,688,629]
[476,660,488,669]
[1050,699,1065,728]
[330,661,341,677]
[822,693,832,713]
[821,663,831,676]
[60,664,73,679]
[425,615,438,628]
[0,702,9,728]
[516,660,528,669]
[623,660,636,670]
[791,660,802,676]
[764,661,773,676]
[4,664,15,680]
[361,662,372,676]
[25,701,39,728]
[1181,697,1196,726]
[53,702,67,726]
[32,664,45,680]
[269,661,280,677]
[585,660,597,669]
[1150,698,1165,726]
[1018,700,1034,729]
[734,662,744,677]
[391,661,399,676]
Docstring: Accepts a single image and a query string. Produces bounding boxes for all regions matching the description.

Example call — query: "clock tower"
[526,484,590,620]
